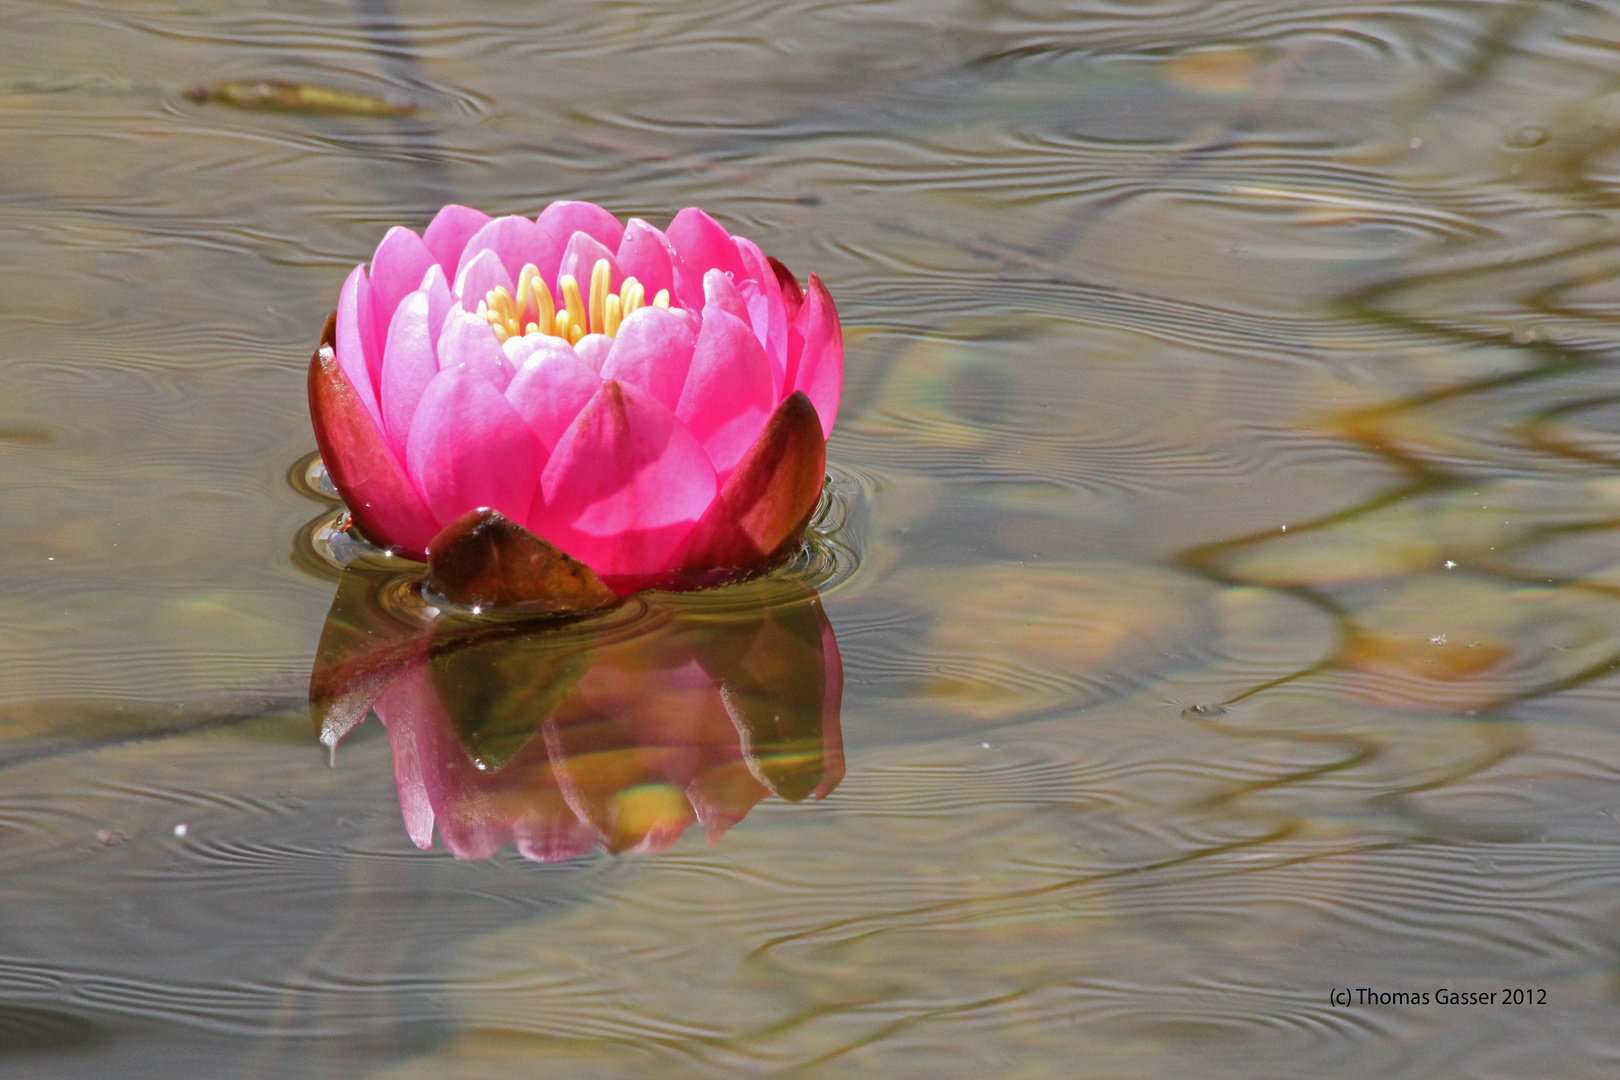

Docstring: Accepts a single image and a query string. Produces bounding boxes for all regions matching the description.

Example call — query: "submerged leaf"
[184,81,416,116]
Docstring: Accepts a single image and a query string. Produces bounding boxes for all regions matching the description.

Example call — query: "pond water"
[5,0,1620,1075]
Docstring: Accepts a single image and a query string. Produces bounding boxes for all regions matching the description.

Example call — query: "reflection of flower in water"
[310,564,842,861]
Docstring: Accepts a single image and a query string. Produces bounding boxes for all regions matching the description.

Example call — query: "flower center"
[477,258,673,346]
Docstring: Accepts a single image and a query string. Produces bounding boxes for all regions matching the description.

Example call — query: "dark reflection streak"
[1218,661,1334,707]
[1393,0,1546,121]
[1369,728,1534,841]
[340,0,449,209]
[0,706,299,776]
[1181,711,1377,813]
[791,985,1051,1070]
[744,820,1299,963]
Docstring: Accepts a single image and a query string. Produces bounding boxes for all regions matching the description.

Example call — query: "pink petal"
[572,333,613,372]
[556,232,623,301]
[373,662,446,850]
[667,208,748,296]
[419,264,454,346]
[368,226,436,347]
[452,247,515,313]
[380,290,443,461]
[788,273,843,439]
[615,218,677,302]
[814,608,845,800]
[309,322,439,558]
[702,267,751,324]
[422,204,491,281]
[536,200,626,280]
[407,363,547,527]
[738,279,785,398]
[734,236,789,380]
[677,307,776,481]
[533,380,718,583]
[504,346,603,454]
[501,333,568,369]
[770,256,805,324]
[335,264,383,426]
[437,307,514,389]
[597,306,696,412]
[675,390,825,574]
[456,215,544,290]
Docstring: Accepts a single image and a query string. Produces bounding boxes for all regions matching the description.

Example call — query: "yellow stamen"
[560,274,586,340]
[621,277,644,316]
[588,258,610,336]
[514,263,539,319]
[479,270,675,345]
[530,275,555,335]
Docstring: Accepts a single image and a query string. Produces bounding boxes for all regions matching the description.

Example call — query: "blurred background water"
[5,0,1620,1075]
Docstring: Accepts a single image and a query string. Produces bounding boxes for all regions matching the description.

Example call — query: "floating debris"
[183,81,416,117]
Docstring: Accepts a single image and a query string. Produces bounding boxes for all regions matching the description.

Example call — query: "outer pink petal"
[422,204,491,281]
[457,215,544,289]
[770,257,805,324]
[556,232,623,301]
[597,306,696,412]
[534,380,718,583]
[537,201,625,274]
[309,323,439,558]
[335,264,383,426]
[505,347,603,455]
[380,291,443,461]
[667,207,748,285]
[407,363,547,527]
[615,218,677,302]
[368,226,436,347]
[677,307,776,482]
[437,307,514,389]
[734,236,789,380]
[452,247,515,313]
[788,273,843,439]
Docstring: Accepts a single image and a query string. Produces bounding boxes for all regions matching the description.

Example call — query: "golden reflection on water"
[5,0,1620,1076]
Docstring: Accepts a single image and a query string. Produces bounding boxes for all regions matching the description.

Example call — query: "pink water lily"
[309,202,842,594]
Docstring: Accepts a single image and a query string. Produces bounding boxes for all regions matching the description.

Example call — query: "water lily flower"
[309,562,844,861]
[309,202,842,596]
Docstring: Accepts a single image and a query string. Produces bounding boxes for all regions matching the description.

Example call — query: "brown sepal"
[677,390,827,577]
[307,312,438,559]
[426,508,618,614]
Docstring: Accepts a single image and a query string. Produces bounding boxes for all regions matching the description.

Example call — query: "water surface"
[4,0,1620,1075]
